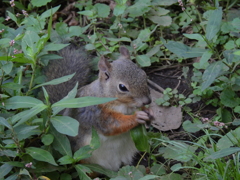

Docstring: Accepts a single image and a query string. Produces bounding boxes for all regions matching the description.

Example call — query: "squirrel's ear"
[98,56,111,72]
[119,46,130,59]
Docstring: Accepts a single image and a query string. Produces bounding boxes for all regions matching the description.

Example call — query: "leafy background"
[1,0,240,179]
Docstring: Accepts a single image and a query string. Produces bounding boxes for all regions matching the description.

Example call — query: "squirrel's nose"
[143,96,152,105]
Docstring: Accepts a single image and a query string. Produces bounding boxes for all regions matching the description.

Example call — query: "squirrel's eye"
[119,84,129,92]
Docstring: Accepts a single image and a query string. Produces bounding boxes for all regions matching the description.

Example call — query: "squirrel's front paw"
[135,111,151,124]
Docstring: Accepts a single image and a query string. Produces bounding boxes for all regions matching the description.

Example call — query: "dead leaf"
[149,88,182,131]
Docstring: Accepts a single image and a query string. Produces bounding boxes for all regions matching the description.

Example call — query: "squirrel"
[44,44,152,171]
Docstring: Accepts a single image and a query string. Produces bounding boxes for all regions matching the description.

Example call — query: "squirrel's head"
[98,46,151,108]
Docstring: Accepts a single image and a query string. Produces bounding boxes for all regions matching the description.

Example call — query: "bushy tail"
[44,44,91,103]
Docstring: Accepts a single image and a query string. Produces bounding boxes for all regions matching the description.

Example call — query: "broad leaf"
[50,126,72,157]
[50,116,79,136]
[0,164,13,178]
[136,55,151,67]
[4,96,43,109]
[164,41,206,58]
[201,61,223,91]
[25,147,58,166]
[206,7,223,41]
[130,125,149,152]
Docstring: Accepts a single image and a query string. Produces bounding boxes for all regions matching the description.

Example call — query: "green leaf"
[52,96,116,108]
[4,96,43,109]
[95,3,110,18]
[52,82,78,116]
[136,55,151,67]
[84,164,117,178]
[73,145,92,161]
[182,120,201,133]
[22,31,40,60]
[206,7,223,41]
[127,1,151,17]
[0,150,18,158]
[150,164,166,176]
[89,128,100,150]
[204,147,240,161]
[13,103,48,127]
[224,40,235,50]
[41,134,54,146]
[33,73,75,90]
[113,4,127,16]
[163,141,197,162]
[106,37,131,42]
[58,155,74,165]
[0,117,12,129]
[50,126,72,157]
[75,164,92,180]
[2,61,13,74]
[40,5,61,18]
[220,88,239,108]
[199,50,212,69]
[217,127,240,149]
[139,175,160,180]
[130,125,149,152]
[44,43,69,52]
[1,82,24,91]
[201,61,223,91]
[164,41,206,58]
[152,0,177,6]
[0,164,13,178]
[14,125,40,141]
[51,116,79,136]
[148,16,172,26]
[25,147,58,166]
[31,0,52,7]
[7,11,18,24]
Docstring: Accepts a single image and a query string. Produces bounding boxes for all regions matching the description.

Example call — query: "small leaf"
[58,155,74,165]
[41,134,54,146]
[136,55,151,67]
[2,61,13,74]
[182,120,201,133]
[95,3,110,18]
[113,4,127,16]
[31,0,52,7]
[50,116,79,136]
[75,164,92,180]
[220,88,239,108]
[40,5,61,18]
[25,147,58,166]
[73,145,92,161]
[130,125,149,152]
[148,16,172,26]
